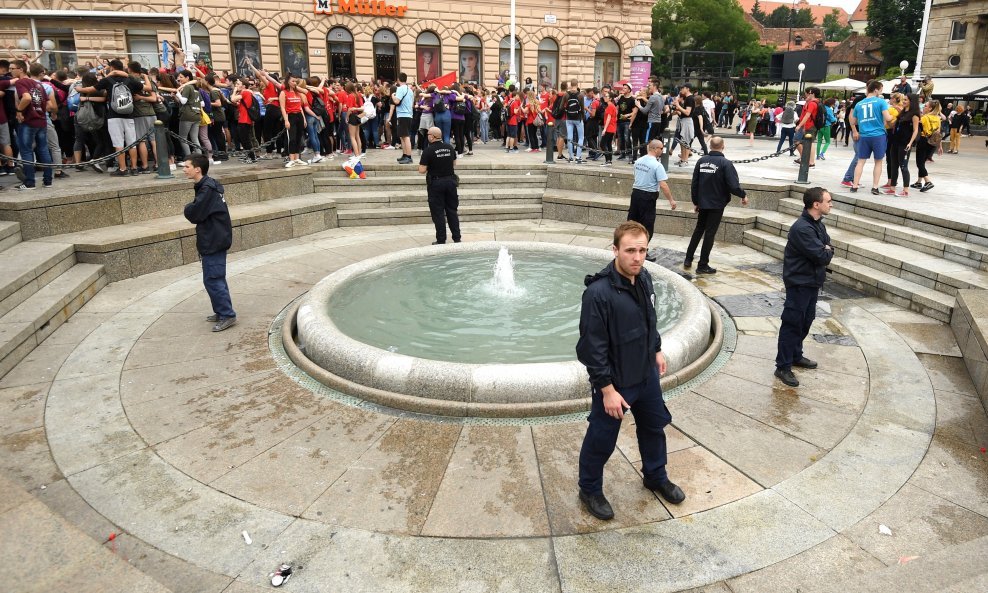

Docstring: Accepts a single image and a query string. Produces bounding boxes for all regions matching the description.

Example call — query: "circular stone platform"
[292,241,714,417]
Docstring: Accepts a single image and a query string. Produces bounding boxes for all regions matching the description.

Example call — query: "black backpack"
[452,100,467,115]
[565,93,582,120]
[311,94,327,118]
[432,95,447,113]
[813,99,826,129]
[551,95,565,119]
[246,94,262,123]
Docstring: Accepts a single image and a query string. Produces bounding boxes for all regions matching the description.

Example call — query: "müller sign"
[314,0,409,16]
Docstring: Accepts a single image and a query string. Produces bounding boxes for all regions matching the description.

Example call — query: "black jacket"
[576,261,662,391]
[783,210,833,288]
[690,151,746,210]
[183,175,232,256]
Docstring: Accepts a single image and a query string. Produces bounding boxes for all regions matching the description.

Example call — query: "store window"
[127,30,160,69]
[280,25,309,77]
[498,36,522,85]
[373,28,399,82]
[416,31,441,83]
[231,22,261,74]
[327,27,354,80]
[537,38,559,90]
[458,33,482,85]
[37,30,76,72]
[594,37,621,88]
[190,22,212,69]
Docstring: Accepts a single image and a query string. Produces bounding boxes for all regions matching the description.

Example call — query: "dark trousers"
[208,121,228,160]
[526,123,541,151]
[627,189,658,240]
[887,139,910,188]
[452,118,465,154]
[586,119,600,158]
[685,208,724,267]
[775,285,818,370]
[601,132,614,163]
[201,251,236,319]
[262,109,285,155]
[578,366,671,495]
[237,123,255,160]
[427,177,461,243]
[916,140,933,178]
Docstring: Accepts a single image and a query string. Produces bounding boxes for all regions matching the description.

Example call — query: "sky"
[798,0,863,14]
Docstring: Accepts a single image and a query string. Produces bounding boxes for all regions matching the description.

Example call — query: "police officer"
[418,126,460,244]
[684,136,748,274]
[628,139,677,259]
[576,221,686,521]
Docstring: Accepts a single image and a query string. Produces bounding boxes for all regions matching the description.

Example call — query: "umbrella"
[816,78,867,92]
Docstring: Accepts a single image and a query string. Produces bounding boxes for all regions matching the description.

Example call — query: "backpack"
[812,99,826,129]
[311,94,327,118]
[251,91,266,118]
[780,105,795,125]
[452,100,467,115]
[432,94,447,113]
[551,95,565,119]
[77,100,104,132]
[199,89,213,114]
[67,92,81,114]
[110,79,134,115]
[246,93,262,123]
[565,93,582,119]
[926,128,943,147]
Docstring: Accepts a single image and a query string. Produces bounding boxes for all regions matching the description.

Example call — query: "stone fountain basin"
[291,242,715,417]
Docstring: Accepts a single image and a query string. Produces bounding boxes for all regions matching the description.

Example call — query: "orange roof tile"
[738,0,850,27]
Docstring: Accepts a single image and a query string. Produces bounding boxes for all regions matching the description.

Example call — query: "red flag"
[424,71,457,88]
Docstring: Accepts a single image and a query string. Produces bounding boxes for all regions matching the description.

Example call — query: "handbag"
[534,113,545,128]
[200,109,212,126]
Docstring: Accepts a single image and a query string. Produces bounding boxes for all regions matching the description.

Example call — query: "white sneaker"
[310,155,325,164]
[212,160,221,165]
[295,159,309,166]
[284,160,296,168]
[169,163,176,171]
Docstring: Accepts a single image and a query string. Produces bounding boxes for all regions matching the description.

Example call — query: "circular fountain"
[288,242,719,417]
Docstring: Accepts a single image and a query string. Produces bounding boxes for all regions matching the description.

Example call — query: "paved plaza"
[1,134,987,592]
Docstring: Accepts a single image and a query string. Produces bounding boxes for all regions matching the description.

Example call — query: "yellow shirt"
[920,113,940,136]
[886,106,899,130]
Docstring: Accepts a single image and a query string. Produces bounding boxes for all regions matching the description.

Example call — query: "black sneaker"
[643,477,686,504]
[92,163,105,173]
[212,316,237,332]
[110,169,128,177]
[793,356,818,369]
[129,168,139,176]
[14,166,25,182]
[920,182,934,193]
[774,367,799,387]
[910,181,923,189]
[578,489,614,520]
[696,265,717,274]
[54,170,70,179]
[206,314,220,323]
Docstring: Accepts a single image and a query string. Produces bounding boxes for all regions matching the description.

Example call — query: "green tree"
[751,0,767,24]
[866,0,924,68]
[651,0,772,78]
[793,8,816,27]
[766,6,816,28]
[766,6,792,27]
[823,9,852,41]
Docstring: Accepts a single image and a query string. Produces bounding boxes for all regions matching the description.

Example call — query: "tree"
[866,0,924,69]
[823,9,852,42]
[751,0,767,24]
[793,8,816,28]
[766,6,816,28]
[651,0,771,78]
[766,6,792,27]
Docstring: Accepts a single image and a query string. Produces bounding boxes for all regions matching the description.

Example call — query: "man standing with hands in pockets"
[576,221,686,521]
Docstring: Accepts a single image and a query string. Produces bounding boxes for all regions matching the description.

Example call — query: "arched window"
[373,28,399,82]
[458,33,482,85]
[594,37,621,88]
[416,31,441,83]
[280,24,309,77]
[230,22,260,74]
[327,27,354,80]
[499,36,522,84]
[190,22,212,67]
[537,38,559,90]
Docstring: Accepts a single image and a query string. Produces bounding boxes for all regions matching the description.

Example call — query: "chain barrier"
[1,129,153,170]
[165,128,288,160]
[556,134,791,165]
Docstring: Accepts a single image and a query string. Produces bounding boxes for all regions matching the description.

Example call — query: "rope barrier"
[1,128,152,170]
[164,128,288,160]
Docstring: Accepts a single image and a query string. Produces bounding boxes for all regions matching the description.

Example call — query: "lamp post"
[509,0,517,80]
[797,62,805,95]
[899,59,909,80]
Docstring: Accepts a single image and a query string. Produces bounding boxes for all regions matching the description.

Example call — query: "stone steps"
[362,162,543,175]
[778,198,988,272]
[329,188,545,210]
[0,220,20,252]
[34,193,338,282]
[337,204,543,227]
[0,240,77,320]
[743,229,954,321]
[313,174,547,190]
[0,262,106,377]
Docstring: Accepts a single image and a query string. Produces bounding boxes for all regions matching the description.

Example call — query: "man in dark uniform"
[183,154,237,332]
[684,136,748,274]
[774,187,833,387]
[418,126,460,244]
[576,221,686,521]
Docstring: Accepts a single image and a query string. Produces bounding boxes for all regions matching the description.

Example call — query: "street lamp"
[900,60,909,79]
[797,62,806,95]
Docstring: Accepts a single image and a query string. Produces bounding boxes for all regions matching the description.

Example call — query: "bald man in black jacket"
[684,136,748,274]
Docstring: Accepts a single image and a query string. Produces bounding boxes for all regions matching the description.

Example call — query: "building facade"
[920,0,987,76]
[0,0,653,89]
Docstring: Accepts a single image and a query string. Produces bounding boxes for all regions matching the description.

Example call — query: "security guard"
[628,138,677,254]
[418,126,461,244]
[576,221,686,521]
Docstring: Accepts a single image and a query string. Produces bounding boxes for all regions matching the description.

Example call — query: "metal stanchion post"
[795,131,814,184]
[660,128,673,171]
[154,120,173,179]
[544,122,555,164]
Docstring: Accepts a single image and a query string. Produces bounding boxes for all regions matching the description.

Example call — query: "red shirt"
[603,102,618,134]
[525,100,537,125]
[507,98,520,126]
[262,82,280,107]
[800,99,818,130]
[322,88,336,122]
[540,95,554,125]
[283,90,303,114]
[237,91,253,125]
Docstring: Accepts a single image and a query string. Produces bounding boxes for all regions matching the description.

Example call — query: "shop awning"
[875,76,988,99]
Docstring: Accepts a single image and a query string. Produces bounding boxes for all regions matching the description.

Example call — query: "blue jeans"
[305,115,321,155]
[201,251,235,319]
[363,115,379,148]
[578,365,671,495]
[434,110,452,145]
[776,127,796,154]
[567,119,585,160]
[843,139,859,182]
[479,112,490,143]
[16,124,53,187]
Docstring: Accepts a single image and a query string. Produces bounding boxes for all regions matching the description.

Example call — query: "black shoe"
[643,478,686,504]
[696,265,717,274]
[206,314,220,322]
[212,316,237,332]
[910,181,923,189]
[683,258,693,269]
[870,187,880,195]
[431,240,445,245]
[579,490,615,520]
[110,169,128,177]
[130,168,139,176]
[54,170,70,179]
[920,182,934,193]
[774,367,799,387]
[793,356,818,369]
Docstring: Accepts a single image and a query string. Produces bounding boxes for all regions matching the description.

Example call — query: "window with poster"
[498,36,522,86]
[416,31,441,83]
[459,33,482,85]
[537,38,559,91]
[190,22,212,70]
[279,24,309,77]
[594,37,621,88]
[37,30,77,72]
[327,27,354,80]
[231,22,261,75]
[127,30,160,69]
[373,28,399,83]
